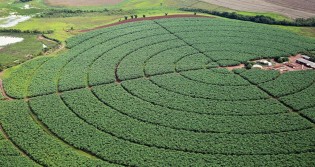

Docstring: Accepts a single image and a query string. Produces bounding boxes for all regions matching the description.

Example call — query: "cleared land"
[1,17,315,166]
[201,0,315,19]
[44,0,123,7]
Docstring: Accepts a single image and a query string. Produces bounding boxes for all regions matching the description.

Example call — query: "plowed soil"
[45,0,123,7]
[200,0,315,19]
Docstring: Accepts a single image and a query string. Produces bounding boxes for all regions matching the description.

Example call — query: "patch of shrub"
[244,61,255,69]
[179,8,315,27]
[274,57,289,63]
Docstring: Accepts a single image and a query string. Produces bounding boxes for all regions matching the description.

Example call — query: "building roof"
[296,58,315,68]
[302,55,311,60]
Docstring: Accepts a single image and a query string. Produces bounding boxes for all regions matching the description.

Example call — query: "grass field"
[0,17,315,166]
[0,32,57,68]
[13,15,123,41]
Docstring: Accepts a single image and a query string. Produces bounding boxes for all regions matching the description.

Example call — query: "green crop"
[1,17,315,166]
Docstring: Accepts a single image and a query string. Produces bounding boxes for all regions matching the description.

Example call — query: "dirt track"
[200,0,315,19]
[45,0,123,7]
[0,79,12,101]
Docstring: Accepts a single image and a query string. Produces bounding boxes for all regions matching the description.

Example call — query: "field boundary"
[80,14,213,32]
[0,79,13,101]
[0,124,42,166]
[236,72,315,125]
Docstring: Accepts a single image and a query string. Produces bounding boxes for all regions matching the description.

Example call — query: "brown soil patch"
[221,55,314,73]
[221,64,245,71]
[45,0,123,7]
[200,0,315,19]
[256,54,312,73]
[264,0,315,14]
[80,14,212,32]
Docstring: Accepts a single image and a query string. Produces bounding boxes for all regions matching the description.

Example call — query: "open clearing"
[1,17,315,166]
[44,0,123,7]
[200,0,315,19]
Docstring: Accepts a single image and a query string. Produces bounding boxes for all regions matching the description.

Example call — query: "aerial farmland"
[0,0,315,166]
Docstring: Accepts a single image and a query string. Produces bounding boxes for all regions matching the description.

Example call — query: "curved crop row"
[1,17,315,166]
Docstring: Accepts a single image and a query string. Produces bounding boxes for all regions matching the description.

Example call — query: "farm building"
[301,55,311,60]
[257,60,272,66]
[252,64,263,69]
[296,58,315,69]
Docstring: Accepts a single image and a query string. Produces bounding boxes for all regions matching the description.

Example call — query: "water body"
[0,36,24,47]
[0,15,31,28]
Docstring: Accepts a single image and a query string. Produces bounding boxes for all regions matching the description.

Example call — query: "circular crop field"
[1,17,315,166]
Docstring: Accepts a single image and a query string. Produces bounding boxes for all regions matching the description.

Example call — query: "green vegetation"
[240,68,280,84]
[1,18,315,166]
[1,0,315,72]
[259,70,315,97]
[0,32,57,68]
[180,8,315,26]
[0,92,4,100]
[274,56,289,63]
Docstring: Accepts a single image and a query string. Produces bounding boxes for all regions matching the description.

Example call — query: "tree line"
[180,8,315,27]
[0,29,53,34]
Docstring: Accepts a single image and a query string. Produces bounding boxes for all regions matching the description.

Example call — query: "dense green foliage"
[1,18,315,166]
[37,9,128,18]
[0,91,4,100]
[19,0,32,2]
[259,70,315,97]
[300,107,315,122]
[240,69,280,84]
[3,57,51,98]
[0,101,115,166]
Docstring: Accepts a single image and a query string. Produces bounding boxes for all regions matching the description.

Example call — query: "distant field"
[44,0,123,7]
[200,0,315,19]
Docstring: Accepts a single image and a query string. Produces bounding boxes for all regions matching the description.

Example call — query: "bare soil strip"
[45,0,123,7]
[80,14,212,32]
[200,0,315,19]
[264,0,315,14]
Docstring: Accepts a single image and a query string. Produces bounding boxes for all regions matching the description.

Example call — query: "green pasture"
[0,32,57,68]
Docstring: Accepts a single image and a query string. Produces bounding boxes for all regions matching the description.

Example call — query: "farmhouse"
[296,58,315,69]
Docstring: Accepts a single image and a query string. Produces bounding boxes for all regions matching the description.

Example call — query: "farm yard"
[0,17,315,166]
[200,0,315,19]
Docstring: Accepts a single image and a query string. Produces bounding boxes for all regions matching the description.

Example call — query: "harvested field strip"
[44,0,123,7]
[264,0,315,13]
[200,0,315,19]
